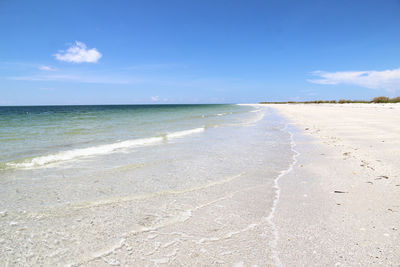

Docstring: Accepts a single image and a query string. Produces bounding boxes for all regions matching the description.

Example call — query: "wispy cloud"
[122,63,187,71]
[38,65,57,71]
[6,68,266,97]
[9,74,81,82]
[308,68,400,92]
[150,96,170,102]
[0,61,43,70]
[54,41,102,63]
[8,74,133,84]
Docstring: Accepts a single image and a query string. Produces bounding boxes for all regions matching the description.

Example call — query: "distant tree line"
[260,96,400,104]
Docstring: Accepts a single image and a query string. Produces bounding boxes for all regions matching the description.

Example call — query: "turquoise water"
[0,104,253,168]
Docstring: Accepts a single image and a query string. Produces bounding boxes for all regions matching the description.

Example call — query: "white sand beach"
[267,103,400,266]
[3,0,400,265]
[1,103,399,266]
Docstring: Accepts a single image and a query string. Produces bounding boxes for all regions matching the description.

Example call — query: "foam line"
[7,127,206,168]
[7,137,163,168]
[166,127,204,139]
[266,124,300,267]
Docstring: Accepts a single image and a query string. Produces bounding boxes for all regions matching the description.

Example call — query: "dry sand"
[266,103,400,266]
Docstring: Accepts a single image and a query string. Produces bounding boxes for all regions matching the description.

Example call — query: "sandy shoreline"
[1,103,399,265]
[266,103,400,266]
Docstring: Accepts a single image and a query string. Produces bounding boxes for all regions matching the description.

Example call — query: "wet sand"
[268,103,400,266]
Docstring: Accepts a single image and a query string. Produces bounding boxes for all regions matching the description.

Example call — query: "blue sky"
[1,0,400,105]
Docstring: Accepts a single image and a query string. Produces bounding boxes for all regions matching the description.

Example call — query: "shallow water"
[0,104,294,265]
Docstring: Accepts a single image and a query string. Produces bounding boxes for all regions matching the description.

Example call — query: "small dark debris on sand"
[375,175,389,180]
[334,190,348,194]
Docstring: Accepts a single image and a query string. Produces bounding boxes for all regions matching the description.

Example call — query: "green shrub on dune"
[389,97,400,103]
[372,96,390,103]
[259,96,400,104]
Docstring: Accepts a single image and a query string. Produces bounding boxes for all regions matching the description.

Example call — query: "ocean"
[0,104,295,265]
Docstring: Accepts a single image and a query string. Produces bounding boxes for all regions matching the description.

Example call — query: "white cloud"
[54,41,102,63]
[151,96,159,101]
[308,68,400,92]
[38,65,57,71]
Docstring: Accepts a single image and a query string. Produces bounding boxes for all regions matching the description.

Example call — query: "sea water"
[0,104,295,265]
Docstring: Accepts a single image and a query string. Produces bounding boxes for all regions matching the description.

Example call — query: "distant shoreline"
[260,96,400,104]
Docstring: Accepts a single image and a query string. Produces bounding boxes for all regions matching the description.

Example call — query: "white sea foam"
[266,124,300,267]
[243,109,266,125]
[166,127,204,139]
[8,137,163,168]
[8,127,205,168]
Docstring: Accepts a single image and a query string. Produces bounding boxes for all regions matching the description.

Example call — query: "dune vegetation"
[260,96,400,104]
